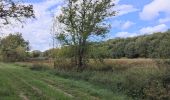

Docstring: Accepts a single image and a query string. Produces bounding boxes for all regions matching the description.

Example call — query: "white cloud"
[121,21,135,30]
[115,32,137,38]
[140,0,170,20]
[115,24,168,38]
[0,0,64,51]
[159,17,170,23]
[115,4,138,16]
[111,20,135,30]
[114,0,120,4]
[139,24,168,34]
[111,20,122,28]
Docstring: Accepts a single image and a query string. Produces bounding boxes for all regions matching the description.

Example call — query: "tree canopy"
[0,33,29,62]
[45,31,170,60]
[54,0,116,70]
[0,0,34,25]
[91,30,170,59]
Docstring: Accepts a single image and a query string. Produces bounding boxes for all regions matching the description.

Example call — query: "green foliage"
[52,59,170,100]
[124,42,138,58]
[0,0,34,25]
[0,33,29,62]
[31,50,42,58]
[88,43,111,59]
[52,31,170,60]
[91,31,170,59]
[30,63,49,71]
[54,0,116,69]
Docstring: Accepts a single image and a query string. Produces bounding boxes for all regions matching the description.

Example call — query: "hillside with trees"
[91,30,170,59]
[43,30,170,59]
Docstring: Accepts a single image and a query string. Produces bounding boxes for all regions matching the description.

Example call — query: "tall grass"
[52,59,170,99]
[16,59,170,99]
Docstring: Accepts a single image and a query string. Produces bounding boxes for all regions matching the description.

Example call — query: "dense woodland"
[43,30,170,59]
[93,30,170,59]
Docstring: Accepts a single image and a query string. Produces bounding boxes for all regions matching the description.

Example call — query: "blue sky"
[1,0,170,51]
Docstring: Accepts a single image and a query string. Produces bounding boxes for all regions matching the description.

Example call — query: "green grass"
[0,63,130,100]
[51,59,170,100]
[2,59,170,100]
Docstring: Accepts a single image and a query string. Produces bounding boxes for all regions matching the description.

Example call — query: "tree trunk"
[77,39,86,71]
[78,53,83,71]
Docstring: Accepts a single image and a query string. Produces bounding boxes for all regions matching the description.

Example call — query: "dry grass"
[87,59,158,71]
[17,58,164,71]
[15,59,54,69]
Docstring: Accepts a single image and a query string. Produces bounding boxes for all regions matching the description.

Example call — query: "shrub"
[30,63,49,71]
[54,58,75,70]
[143,76,170,100]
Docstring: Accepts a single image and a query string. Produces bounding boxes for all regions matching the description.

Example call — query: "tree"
[124,42,138,58]
[111,40,126,58]
[0,0,34,25]
[0,33,29,62]
[31,50,42,58]
[54,0,116,70]
[157,35,170,59]
[135,37,148,58]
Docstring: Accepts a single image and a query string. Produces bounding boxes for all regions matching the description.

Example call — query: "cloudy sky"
[1,0,170,51]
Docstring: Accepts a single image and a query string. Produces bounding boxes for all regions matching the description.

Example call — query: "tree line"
[43,30,170,59]
[90,30,170,59]
[42,30,170,60]
[1,30,170,62]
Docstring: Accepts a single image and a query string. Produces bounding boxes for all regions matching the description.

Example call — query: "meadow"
[9,59,170,100]
[0,62,127,100]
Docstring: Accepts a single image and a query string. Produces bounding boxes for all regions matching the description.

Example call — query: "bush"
[30,63,49,71]
[144,79,170,100]
[54,58,76,70]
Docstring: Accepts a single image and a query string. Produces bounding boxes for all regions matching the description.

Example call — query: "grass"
[1,59,170,100]
[50,59,170,99]
[0,62,130,100]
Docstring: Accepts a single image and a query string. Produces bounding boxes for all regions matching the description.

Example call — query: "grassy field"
[0,62,131,100]
[0,59,170,100]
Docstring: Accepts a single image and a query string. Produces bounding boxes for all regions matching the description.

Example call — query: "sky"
[1,0,170,51]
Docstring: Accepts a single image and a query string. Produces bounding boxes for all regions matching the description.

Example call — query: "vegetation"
[31,50,43,58]
[54,0,116,70]
[95,31,170,59]
[47,31,170,60]
[12,59,170,100]
[0,0,170,100]
[0,0,34,25]
[0,62,133,100]
[0,33,29,62]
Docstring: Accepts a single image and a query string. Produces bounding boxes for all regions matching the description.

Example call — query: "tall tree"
[0,33,29,62]
[0,0,34,25]
[54,0,116,70]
